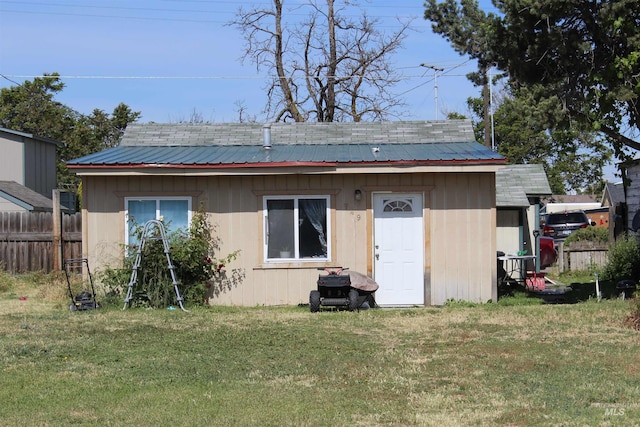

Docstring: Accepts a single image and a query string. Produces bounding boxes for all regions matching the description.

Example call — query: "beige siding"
[0,198,27,212]
[82,171,497,306]
[497,210,521,255]
[0,134,25,185]
[430,173,497,304]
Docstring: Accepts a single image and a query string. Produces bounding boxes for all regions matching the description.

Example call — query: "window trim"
[124,196,192,246]
[262,195,331,263]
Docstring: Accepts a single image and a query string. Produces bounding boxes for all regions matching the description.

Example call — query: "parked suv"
[542,210,594,241]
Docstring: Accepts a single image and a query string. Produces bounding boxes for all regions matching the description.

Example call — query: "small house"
[68,121,506,306]
[496,164,552,265]
[0,127,60,200]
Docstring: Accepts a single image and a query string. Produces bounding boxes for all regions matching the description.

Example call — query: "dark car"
[542,210,594,241]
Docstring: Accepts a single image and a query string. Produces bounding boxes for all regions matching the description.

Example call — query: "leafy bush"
[599,235,640,283]
[100,205,245,308]
[564,226,609,245]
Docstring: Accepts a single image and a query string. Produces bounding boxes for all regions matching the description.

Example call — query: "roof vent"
[262,123,272,150]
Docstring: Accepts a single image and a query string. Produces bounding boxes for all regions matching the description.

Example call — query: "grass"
[1,273,640,426]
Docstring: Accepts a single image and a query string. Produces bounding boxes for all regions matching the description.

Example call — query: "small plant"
[599,235,640,284]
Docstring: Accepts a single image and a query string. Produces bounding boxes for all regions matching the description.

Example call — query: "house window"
[263,196,330,261]
[383,198,414,212]
[125,197,192,246]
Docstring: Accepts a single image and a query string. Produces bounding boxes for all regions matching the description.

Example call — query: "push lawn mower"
[64,258,99,311]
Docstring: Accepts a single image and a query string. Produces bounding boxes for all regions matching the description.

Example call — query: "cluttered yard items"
[64,258,99,311]
[123,220,188,312]
[310,267,378,312]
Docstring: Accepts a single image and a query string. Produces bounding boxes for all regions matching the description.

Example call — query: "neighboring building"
[68,121,507,306]
[0,180,56,212]
[0,127,60,200]
[622,160,640,232]
[601,181,625,238]
[496,164,552,269]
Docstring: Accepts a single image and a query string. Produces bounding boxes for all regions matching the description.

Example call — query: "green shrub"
[100,205,245,308]
[599,235,640,283]
[564,226,609,245]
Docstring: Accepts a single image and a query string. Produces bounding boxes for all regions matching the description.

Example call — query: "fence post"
[557,241,565,273]
[52,189,62,271]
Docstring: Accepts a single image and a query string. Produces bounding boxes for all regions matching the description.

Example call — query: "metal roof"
[68,121,506,169]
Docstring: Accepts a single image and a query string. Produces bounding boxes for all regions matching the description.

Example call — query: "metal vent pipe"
[262,123,272,150]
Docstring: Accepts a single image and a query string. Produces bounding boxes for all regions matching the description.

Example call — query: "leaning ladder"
[123,219,188,312]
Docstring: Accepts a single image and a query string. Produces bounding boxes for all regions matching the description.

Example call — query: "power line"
[0,1,429,24]
[1,72,476,81]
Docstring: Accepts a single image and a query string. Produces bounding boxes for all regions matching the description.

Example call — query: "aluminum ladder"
[123,219,188,312]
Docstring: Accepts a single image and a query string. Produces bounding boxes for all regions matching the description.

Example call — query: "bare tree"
[234,100,257,123]
[231,0,412,122]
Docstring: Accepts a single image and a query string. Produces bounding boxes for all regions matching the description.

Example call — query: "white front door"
[373,193,425,305]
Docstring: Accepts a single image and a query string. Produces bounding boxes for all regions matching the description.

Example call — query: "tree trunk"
[274,0,304,122]
[325,0,337,122]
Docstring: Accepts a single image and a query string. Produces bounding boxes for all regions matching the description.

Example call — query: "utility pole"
[421,63,444,120]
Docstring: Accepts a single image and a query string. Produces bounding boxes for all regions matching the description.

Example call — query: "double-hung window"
[125,197,192,247]
[263,195,330,261]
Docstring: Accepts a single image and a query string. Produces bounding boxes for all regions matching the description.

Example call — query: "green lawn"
[1,278,640,426]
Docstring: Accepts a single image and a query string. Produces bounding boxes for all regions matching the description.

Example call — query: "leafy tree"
[0,74,77,142]
[231,0,411,122]
[424,0,640,158]
[0,73,140,187]
[466,83,612,193]
[424,0,499,145]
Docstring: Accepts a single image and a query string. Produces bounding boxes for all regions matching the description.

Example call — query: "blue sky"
[0,0,620,181]
[0,0,499,123]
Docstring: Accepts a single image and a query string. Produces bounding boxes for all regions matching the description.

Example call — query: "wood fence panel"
[0,211,82,273]
[559,241,609,272]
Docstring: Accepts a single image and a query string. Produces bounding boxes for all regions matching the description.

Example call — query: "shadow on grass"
[499,279,630,305]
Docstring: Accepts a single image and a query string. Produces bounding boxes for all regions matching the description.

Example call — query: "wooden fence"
[557,241,608,273]
[0,211,82,273]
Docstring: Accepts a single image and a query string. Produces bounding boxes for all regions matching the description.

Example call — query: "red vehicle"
[539,236,558,269]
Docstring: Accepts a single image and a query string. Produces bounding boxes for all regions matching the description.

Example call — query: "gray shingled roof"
[496,164,552,208]
[119,121,477,146]
[603,181,625,205]
[0,181,54,211]
[68,121,507,168]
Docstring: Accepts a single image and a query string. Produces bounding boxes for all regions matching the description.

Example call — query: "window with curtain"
[263,196,330,261]
[125,197,191,246]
